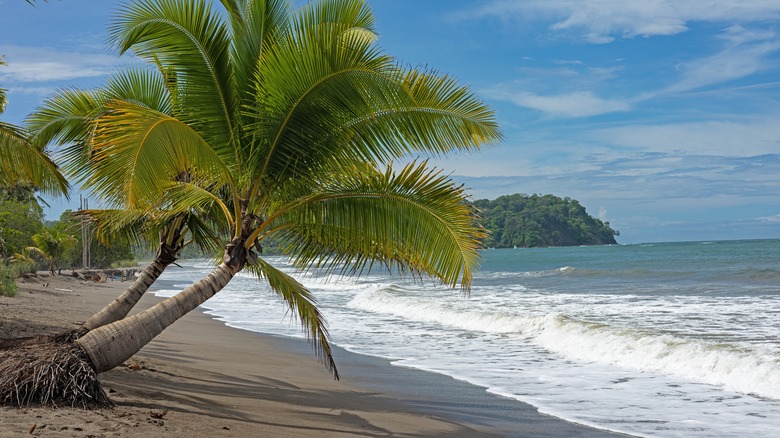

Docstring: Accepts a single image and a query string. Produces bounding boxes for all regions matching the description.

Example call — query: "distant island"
[474,194,619,248]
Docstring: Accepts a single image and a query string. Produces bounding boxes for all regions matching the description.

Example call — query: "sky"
[1,0,780,244]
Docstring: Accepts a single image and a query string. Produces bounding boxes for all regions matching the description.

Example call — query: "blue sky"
[2,0,780,243]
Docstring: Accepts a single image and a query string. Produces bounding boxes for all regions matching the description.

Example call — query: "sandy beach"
[0,272,628,437]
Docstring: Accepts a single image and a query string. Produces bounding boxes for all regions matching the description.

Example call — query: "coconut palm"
[0,55,68,197]
[27,68,224,335]
[0,0,500,407]
[28,229,77,274]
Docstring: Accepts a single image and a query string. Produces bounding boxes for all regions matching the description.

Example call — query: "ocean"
[153,239,780,437]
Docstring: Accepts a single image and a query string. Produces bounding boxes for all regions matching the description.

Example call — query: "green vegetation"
[52,211,136,270]
[0,196,44,258]
[28,229,77,274]
[0,265,16,297]
[475,194,619,248]
[0,199,136,272]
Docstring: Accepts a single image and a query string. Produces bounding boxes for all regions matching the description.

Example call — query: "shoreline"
[2,273,630,437]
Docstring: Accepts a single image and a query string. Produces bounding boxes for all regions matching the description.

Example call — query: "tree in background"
[28,229,77,275]
[475,194,619,248]
[0,196,44,260]
[52,211,137,270]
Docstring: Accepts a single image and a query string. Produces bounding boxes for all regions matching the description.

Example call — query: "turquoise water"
[155,239,780,437]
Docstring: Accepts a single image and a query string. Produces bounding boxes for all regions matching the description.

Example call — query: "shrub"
[0,265,16,297]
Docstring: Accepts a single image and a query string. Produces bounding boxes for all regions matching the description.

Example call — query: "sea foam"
[348,286,780,400]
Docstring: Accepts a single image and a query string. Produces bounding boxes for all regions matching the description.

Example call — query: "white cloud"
[593,118,780,156]
[0,45,120,83]
[487,89,630,118]
[666,33,780,93]
[7,86,56,96]
[460,0,780,42]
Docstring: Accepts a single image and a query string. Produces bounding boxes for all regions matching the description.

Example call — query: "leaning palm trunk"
[0,260,237,407]
[0,256,173,348]
[76,261,236,372]
[79,253,174,333]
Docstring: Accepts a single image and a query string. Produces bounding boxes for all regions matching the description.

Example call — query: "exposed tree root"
[0,340,112,408]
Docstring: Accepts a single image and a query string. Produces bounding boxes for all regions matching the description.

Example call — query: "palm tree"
[28,229,77,274]
[27,68,224,335]
[0,55,68,197]
[1,0,500,407]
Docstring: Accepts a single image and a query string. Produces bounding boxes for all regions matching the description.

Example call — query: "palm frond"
[109,0,237,160]
[265,161,484,291]
[88,101,233,208]
[247,3,499,197]
[0,122,69,197]
[76,208,152,248]
[103,67,173,115]
[79,206,223,255]
[246,256,338,379]
[149,180,235,232]
[223,0,290,113]
[25,88,103,178]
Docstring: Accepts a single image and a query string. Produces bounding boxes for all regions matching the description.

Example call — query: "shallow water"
[155,239,780,437]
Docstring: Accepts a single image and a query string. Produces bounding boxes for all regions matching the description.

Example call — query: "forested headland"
[474,194,619,248]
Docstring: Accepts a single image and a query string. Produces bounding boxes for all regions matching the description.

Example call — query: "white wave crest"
[348,287,780,400]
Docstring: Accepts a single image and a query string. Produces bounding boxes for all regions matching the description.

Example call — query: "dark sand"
[0,273,631,437]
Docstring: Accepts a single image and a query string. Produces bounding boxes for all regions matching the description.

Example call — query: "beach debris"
[55,288,73,292]
[149,410,168,419]
[28,423,36,434]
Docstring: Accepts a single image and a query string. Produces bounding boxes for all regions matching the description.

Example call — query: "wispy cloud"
[6,86,56,96]
[593,117,780,156]
[0,45,120,83]
[483,61,629,118]
[457,0,780,43]
[486,89,630,118]
[665,27,780,93]
[757,214,780,223]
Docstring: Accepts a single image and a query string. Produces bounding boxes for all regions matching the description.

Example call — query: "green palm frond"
[77,208,152,248]
[0,122,69,197]
[221,0,290,111]
[0,87,6,115]
[247,7,498,197]
[103,67,174,115]
[266,161,484,290]
[25,87,103,178]
[80,207,223,254]
[29,230,76,260]
[149,180,235,232]
[246,256,338,378]
[27,67,174,182]
[109,0,237,157]
[89,101,234,207]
